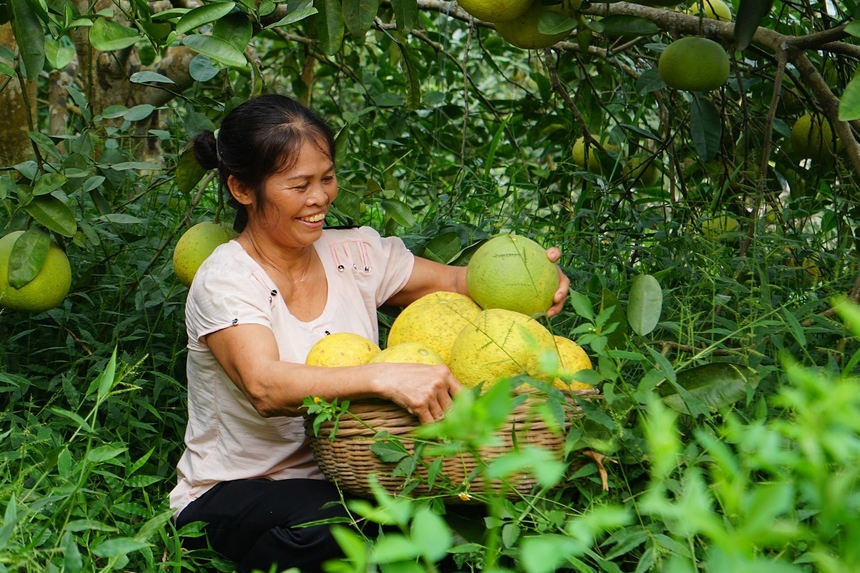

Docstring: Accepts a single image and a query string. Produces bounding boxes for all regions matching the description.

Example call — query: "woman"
[169,94,570,573]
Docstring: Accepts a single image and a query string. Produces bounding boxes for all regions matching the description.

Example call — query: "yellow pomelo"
[387,291,482,364]
[685,0,732,21]
[173,221,238,287]
[466,234,559,317]
[701,215,739,240]
[550,335,594,391]
[790,113,841,160]
[658,36,730,92]
[0,231,72,313]
[449,308,557,389]
[306,332,381,367]
[494,1,570,49]
[370,342,446,365]
[456,0,532,22]
[572,137,621,175]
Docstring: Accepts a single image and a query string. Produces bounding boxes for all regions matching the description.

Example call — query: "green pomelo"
[173,221,238,287]
[658,36,730,92]
[466,234,559,317]
[0,231,72,313]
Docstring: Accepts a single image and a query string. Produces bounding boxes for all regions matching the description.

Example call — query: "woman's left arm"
[386,247,571,318]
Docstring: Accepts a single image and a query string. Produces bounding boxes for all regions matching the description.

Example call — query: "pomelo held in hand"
[0,231,72,313]
[466,234,559,317]
[173,221,238,287]
[658,36,730,92]
[387,291,482,364]
[306,332,381,367]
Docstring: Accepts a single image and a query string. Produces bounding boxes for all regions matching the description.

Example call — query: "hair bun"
[192,131,219,170]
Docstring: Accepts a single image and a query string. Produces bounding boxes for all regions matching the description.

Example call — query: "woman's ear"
[227,175,254,206]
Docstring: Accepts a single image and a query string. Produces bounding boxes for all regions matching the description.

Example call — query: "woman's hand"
[374,363,462,424]
[545,246,570,318]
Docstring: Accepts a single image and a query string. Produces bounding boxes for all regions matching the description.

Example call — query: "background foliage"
[2,0,860,571]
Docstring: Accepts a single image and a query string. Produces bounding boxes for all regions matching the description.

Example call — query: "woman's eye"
[322,176,335,183]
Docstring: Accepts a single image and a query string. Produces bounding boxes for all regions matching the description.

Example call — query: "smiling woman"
[169,94,571,573]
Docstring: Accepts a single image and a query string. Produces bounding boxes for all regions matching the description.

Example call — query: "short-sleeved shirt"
[169,227,415,515]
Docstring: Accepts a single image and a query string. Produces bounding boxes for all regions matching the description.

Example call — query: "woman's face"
[247,139,338,249]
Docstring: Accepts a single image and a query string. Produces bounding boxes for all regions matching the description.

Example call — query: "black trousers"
[175,478,348,573]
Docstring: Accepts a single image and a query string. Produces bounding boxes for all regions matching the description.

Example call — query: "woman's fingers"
[545,247,570,318]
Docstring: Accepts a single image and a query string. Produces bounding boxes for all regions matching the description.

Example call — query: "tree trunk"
[0,23,37,167]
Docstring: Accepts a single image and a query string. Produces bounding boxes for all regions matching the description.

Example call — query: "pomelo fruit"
[306,332,381,367]
[658,36,730,92]
[173,221,238,287]
[466,234,559,317]
[456,0,532,22]
[701,215,739,240]
[623,155,660,186]
[494,1,570,49]
[370,342,446,365]
[387,291,482,364]
[685,0,732,21]
[449,308,557,389]
[572,136,621,175]
[0,231,72,313]
[790,112,841,160]
[551,335,594,391]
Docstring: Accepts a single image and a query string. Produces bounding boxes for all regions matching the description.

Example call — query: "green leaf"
[396,39,420,111]
[422,232,462,264]
[7,228,49,289]
[176,2,236,35]
[410,507,452,562]
[23,195,78,237]
[371,534,420,563]
[182,34,247,68]
[62,532,83,573]
[91,537,148,558]
[838,74,860,121]
[87,444,126,463]
[597,15,659,37]
[600,289,627,349]
[690,95,721,163]
[570,290,595,321]
[95,346,118,402]
[734,0,773,51]
[212,11,252,53]
[781,307,807,347]
[391,0,417,31]
[89,18,143,51]
[342,0,376,38]
[134,509,175,542]
[846,21,860,37]
[9,0,45,82]
[0,496,17,551]
[538,10,576,35]
[380,199,416,227]
[627,274,662,336]
[33,172,67,195]
[660,363,758,414]
[177,147,207,193]
[263,6,317,29]
[315,0,344,56]
[484,115,510,179]
[123,104,156,121]
[129,71,176,84]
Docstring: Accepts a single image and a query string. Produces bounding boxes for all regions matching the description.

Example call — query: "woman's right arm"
[205,323,461,423]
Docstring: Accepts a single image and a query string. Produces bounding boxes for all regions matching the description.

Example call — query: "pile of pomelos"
[306,234,594,392]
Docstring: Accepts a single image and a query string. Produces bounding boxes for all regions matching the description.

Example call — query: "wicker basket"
[304,387,598,502]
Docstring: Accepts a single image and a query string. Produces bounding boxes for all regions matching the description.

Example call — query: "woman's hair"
[192,94,337,232]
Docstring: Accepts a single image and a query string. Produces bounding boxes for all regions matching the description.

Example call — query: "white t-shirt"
[169,227,415,515]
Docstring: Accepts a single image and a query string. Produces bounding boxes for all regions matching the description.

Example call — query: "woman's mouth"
[299,213,326,223]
